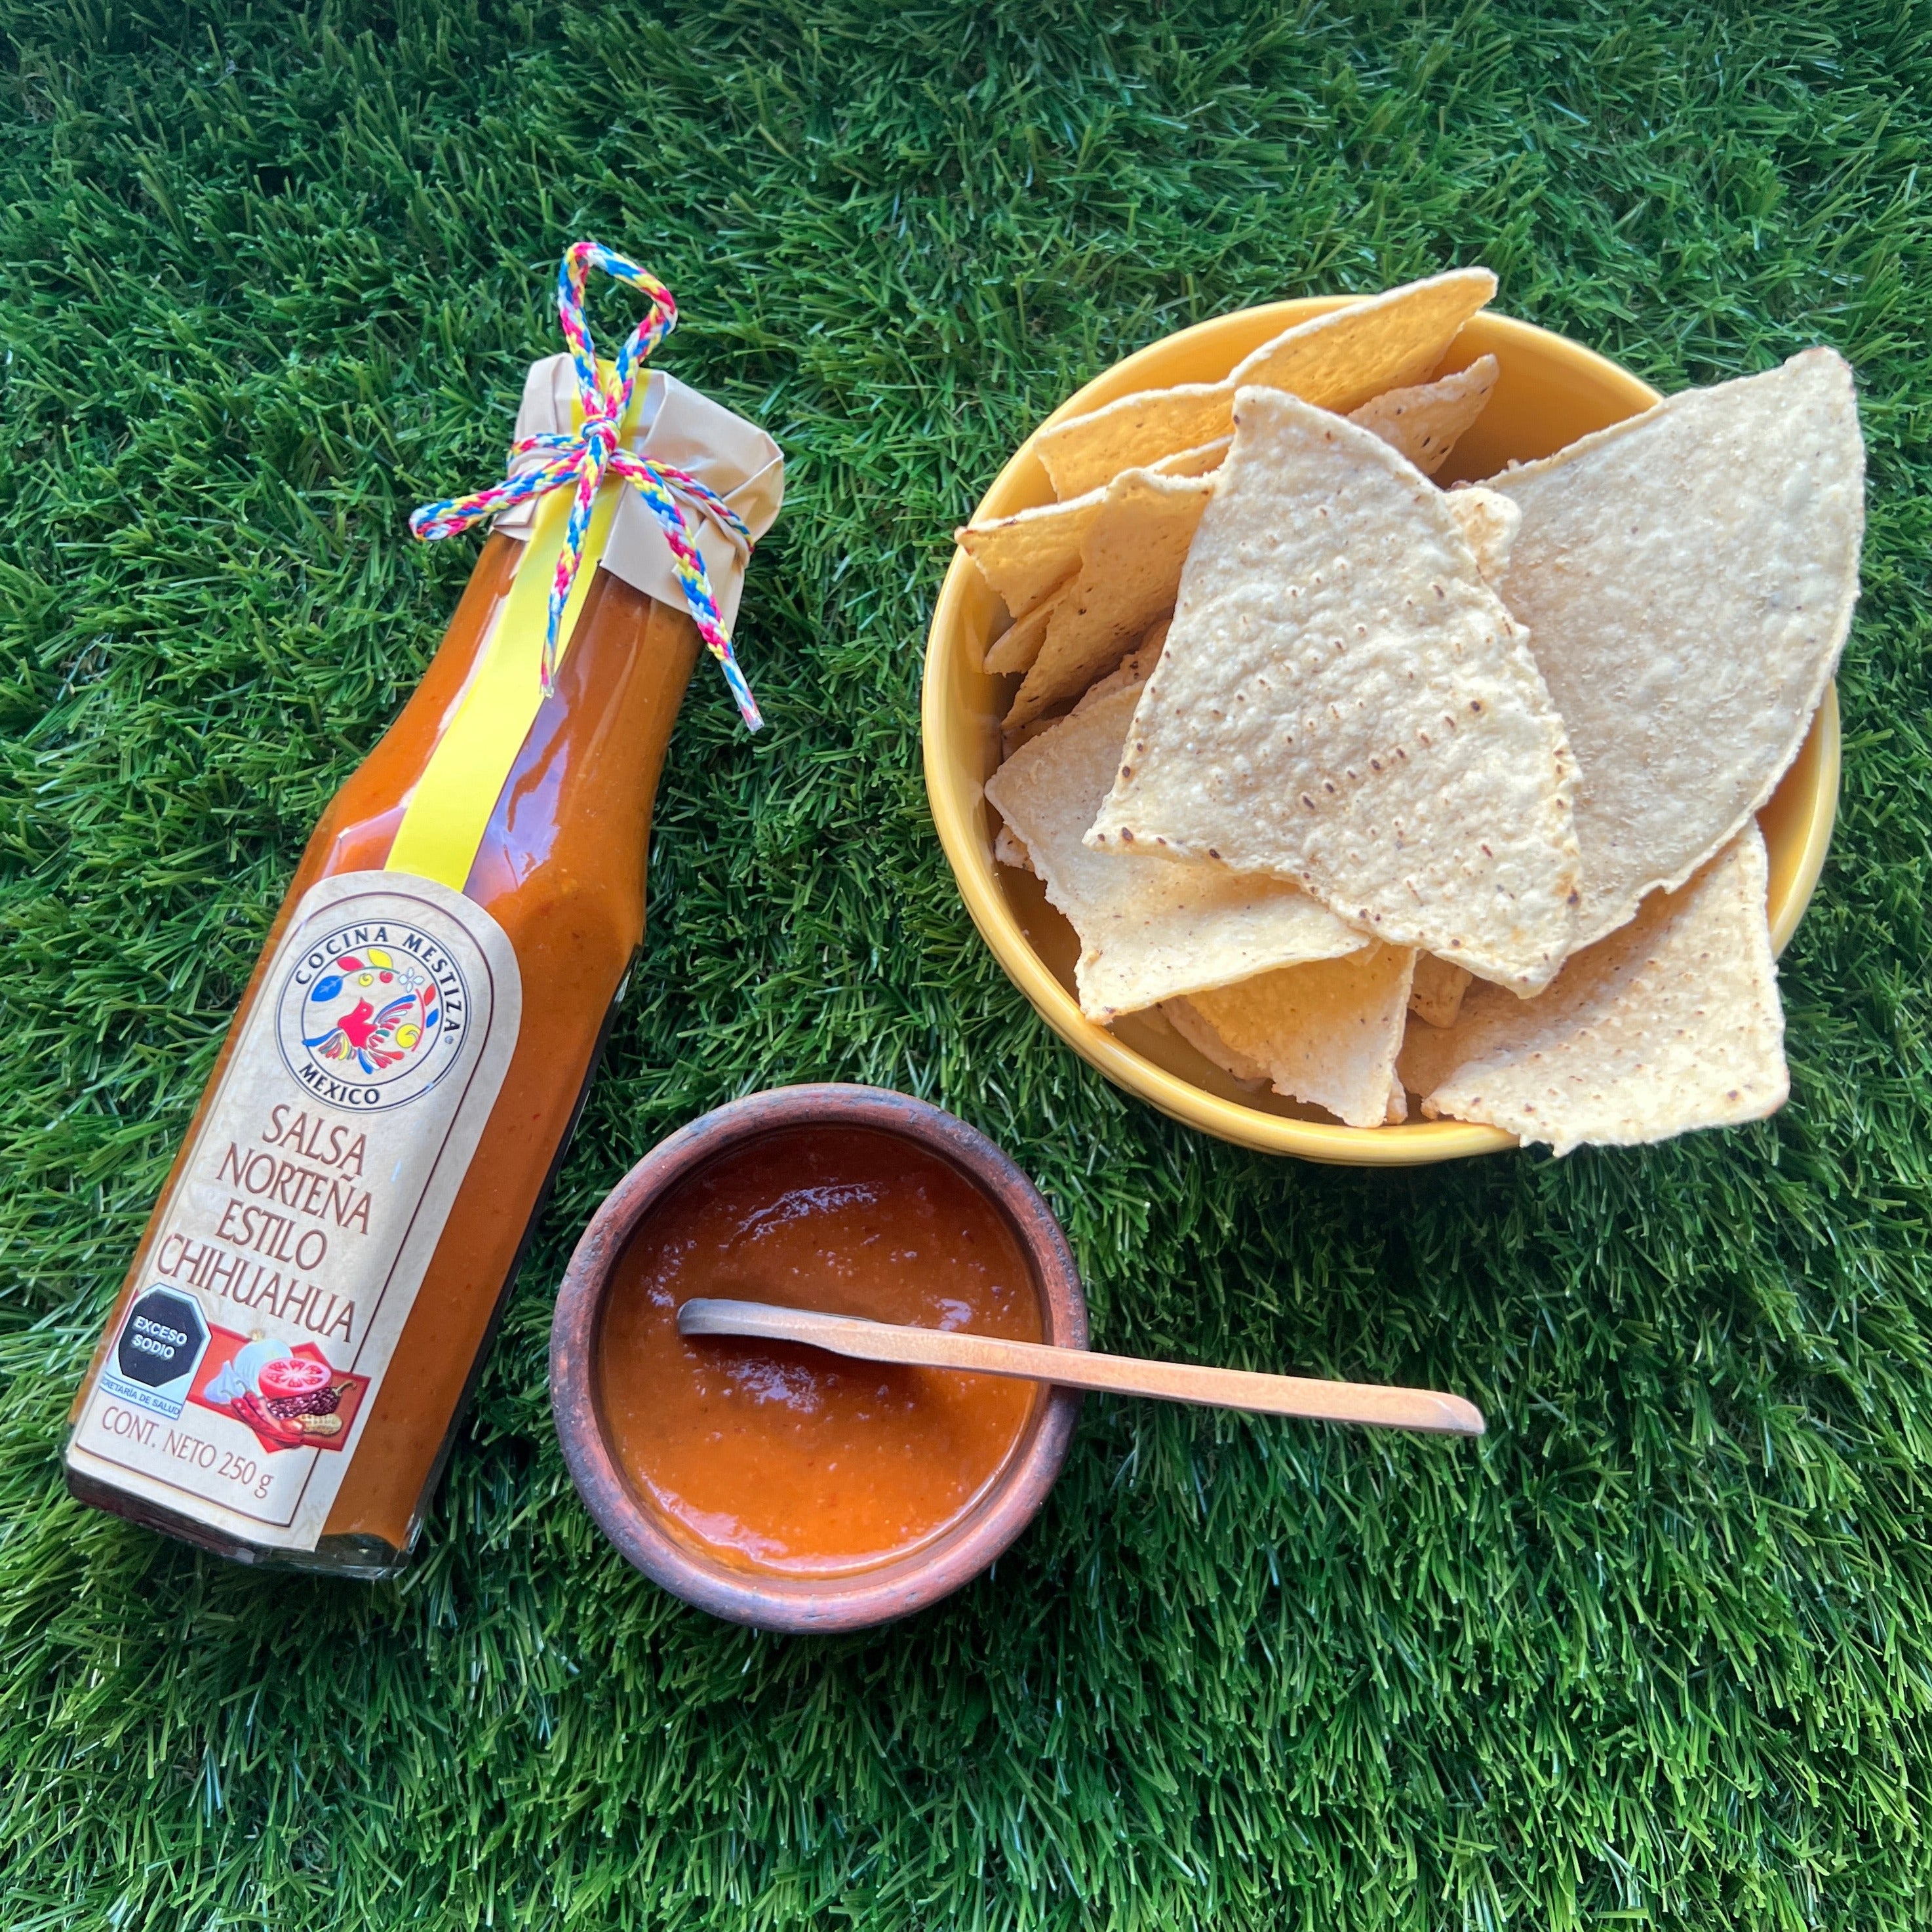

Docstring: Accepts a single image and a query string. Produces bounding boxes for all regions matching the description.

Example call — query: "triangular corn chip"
[1443,486,1520,583]
[1164,996,1269,1084]
[1001,714,1060,759]
[998,623,1169,763]
[1166,941,1418,1128]
[1398,825,1785,1154]
[1150,437,1232,478]
[984,686,1363,1020]
[1078,361,1497,494]
[1005,469,1213,730]
[1229,269,1497,411]
[1074,621,1170,712]
[1408,955,1472,1029]
[983,587,1062,675]
[955,486,1106,619]
[1486,347,1863,952]
[1036,268,1497,498]
[1038,387,1232,501]
[1088,388,1581,993]
[1347,355,1497,475]
[993,821,1034,873]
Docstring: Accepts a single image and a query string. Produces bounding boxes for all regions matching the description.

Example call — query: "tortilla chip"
[1088,388,1581,994]
[1036,268,1497,498]
[1166,942,1418,1128]
[955,486,1105,619]
[1163,996,1269,1084]
[1486,347,1863,953]
[1348,355,1498,475]
[983,686,1364,1019]
[1398,825,1785,1154]
[1069,667,1135,714]
[1231,269,1497,413]
[1151,437,1232,478]
[1408,954,1473,1029]
[1002,714,1065,759]
[1443,486,1520,583]
[1036,386,1234,501]
[983,587,1061,675]
[1005,469,1213,730]
[993,821,1035,873]
[1073,630,1164,714]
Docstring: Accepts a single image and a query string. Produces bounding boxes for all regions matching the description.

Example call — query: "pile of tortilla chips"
[966,270,1864,1152]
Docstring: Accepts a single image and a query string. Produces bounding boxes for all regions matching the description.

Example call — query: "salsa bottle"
[64,246,782,1577]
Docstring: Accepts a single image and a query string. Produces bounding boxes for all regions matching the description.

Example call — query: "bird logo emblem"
[300,947,439,1076]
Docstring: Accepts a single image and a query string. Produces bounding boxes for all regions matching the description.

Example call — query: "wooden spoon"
[677,1298,1485,1438]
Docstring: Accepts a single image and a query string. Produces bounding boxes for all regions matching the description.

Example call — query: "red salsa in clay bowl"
[550,1084,1087,1632]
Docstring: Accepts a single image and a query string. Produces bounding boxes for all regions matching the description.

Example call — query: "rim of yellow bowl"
[922,301,1839,1166]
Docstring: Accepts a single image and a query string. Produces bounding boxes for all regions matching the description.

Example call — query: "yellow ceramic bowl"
[922,300,1840,1165]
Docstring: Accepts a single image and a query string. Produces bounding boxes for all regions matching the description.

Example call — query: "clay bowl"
[922,299,1840,1165]
[550,1084,1087,1634]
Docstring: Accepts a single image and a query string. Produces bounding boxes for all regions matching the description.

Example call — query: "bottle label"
[67,872,522,1552]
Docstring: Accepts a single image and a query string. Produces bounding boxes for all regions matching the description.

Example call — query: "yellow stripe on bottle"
[385,371,632,893]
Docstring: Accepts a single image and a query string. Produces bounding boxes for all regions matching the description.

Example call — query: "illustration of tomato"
[232,1337,292,1391]
[258,1355,331,1400]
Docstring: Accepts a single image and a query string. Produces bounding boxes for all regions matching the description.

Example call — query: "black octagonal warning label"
[102,1288,210,1419]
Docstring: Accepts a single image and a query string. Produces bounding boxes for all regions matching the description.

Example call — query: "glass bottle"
[65,538,702,1575]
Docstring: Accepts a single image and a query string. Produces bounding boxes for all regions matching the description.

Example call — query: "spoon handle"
[677,1299,1484,1438]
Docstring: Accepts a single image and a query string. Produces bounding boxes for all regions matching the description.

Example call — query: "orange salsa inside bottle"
[67,538,700,1575]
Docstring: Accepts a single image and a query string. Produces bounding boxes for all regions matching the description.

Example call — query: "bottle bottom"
[66,951,639,1583]
[64,1463,413,1580]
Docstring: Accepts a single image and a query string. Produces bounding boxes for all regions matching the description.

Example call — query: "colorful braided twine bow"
[410,242,762,730]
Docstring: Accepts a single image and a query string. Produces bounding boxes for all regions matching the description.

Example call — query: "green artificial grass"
[2,0,1931,1924]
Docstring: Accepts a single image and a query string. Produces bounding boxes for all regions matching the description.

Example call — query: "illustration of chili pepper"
[229,1390,309,1451]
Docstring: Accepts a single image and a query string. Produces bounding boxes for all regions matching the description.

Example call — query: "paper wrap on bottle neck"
[490,353,784,630]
